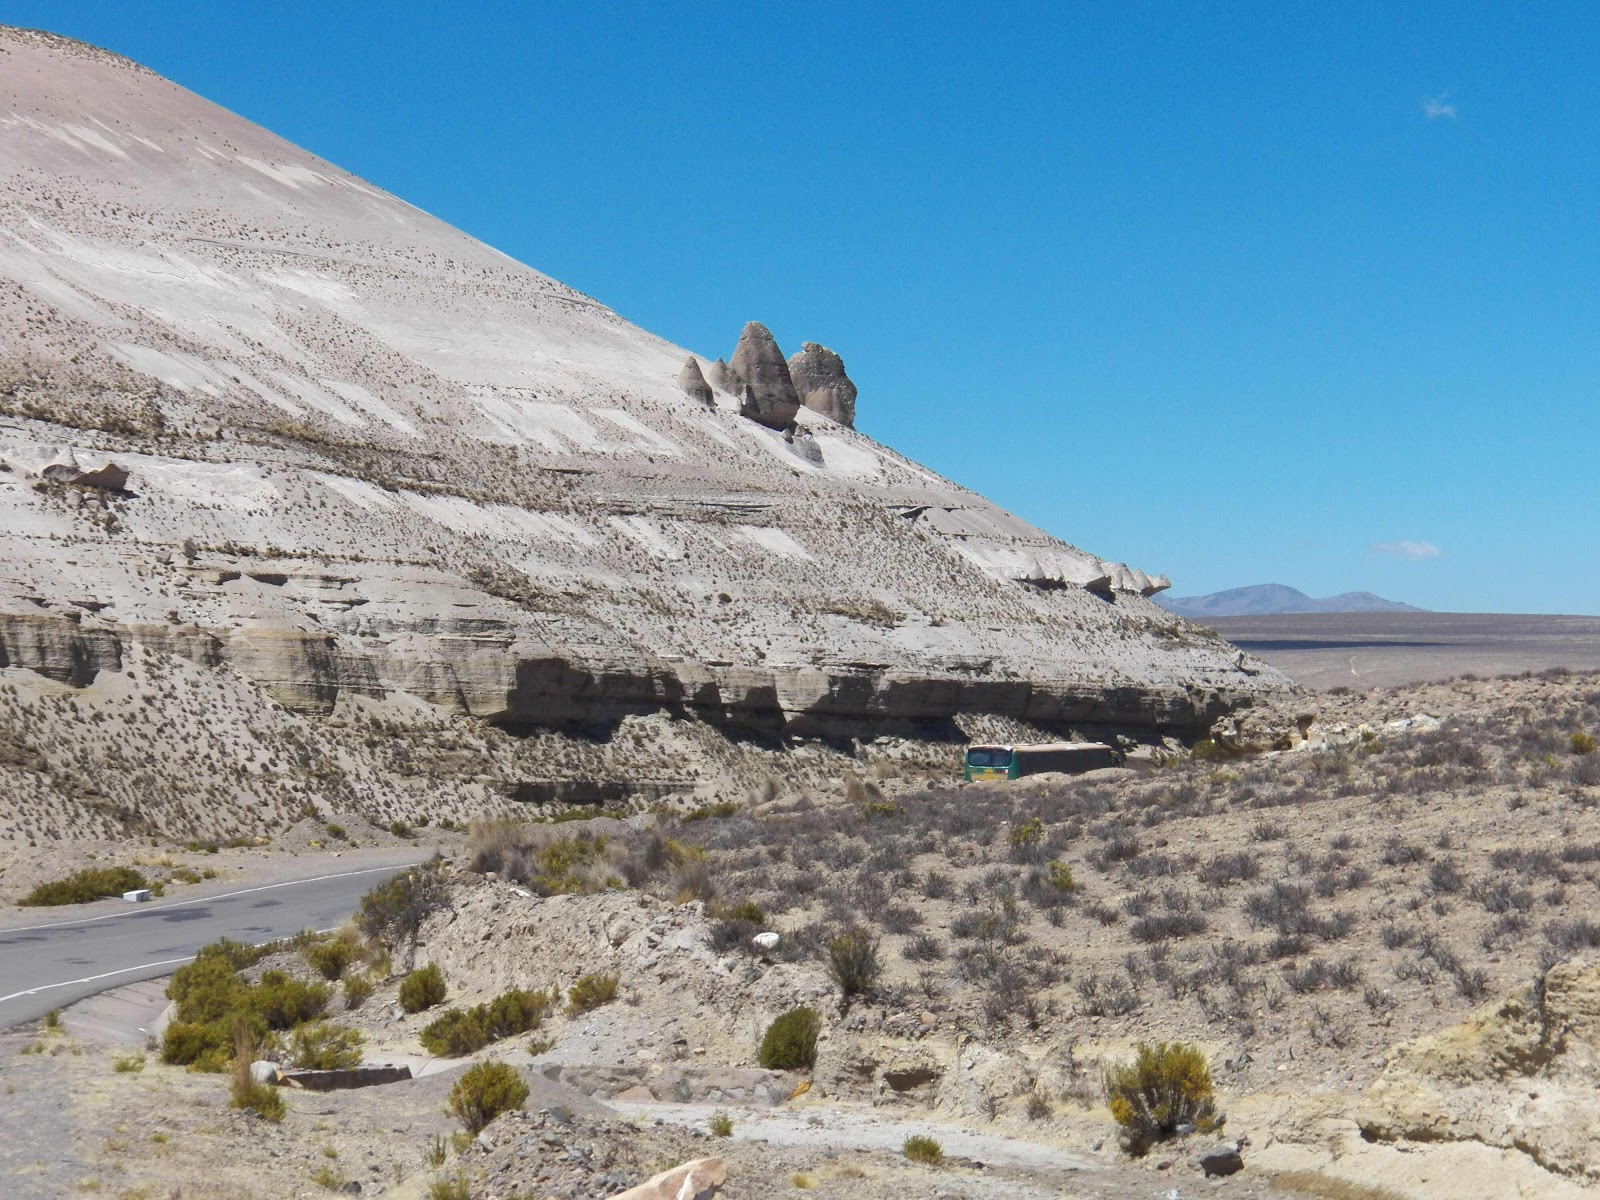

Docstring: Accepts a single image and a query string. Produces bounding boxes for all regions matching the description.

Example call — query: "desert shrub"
[1249,820,1286,843]
[111,1053,145,1073]
[1573,731,1598,755]
[758,1006,821,1070]
[162,1020,231,1070]
[400,964,448,1013]
[420,1008,489,1057]
[708,1109,734,1137]
[1381,839,1428,866]
[1076,972,1140,1016]
[565,972,620,1016]
[1103,1041,1222,1154]
[304,938,359,982]
[289,1021,364,1070]
[167,955,247,1026]
[921,870,951,899]
[448,1061,528,1134]
[343,974,375,1010]
[251,971,330,1030]
[486,987,554,1037]
[826,927,883,1000]
[1129,912,1207,943]
[880,903,923,934]
[1428,859,1465,895]
[356,861,451,967]
[20,866,148,907]
[419,987,552,1056]
[1199,852,1260,887]
[902,933,945,962]
[903,1135,943,1165]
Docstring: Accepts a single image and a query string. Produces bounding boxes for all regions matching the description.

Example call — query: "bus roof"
[966,741,1113,754]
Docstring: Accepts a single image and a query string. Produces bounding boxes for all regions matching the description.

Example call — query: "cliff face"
[0,25,1284,756]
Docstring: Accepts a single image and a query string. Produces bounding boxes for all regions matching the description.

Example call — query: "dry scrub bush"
[420,987,554,1057]
[903,1135,943,1165]
[356,861,450,970]
[758,1006,820,1070]
[288,1021,364,1070]
[448,1060,528,1134]
[20,866,147,907]
[565,972,619,1016]
[826,927,883,1001]
[399,963,448,1013]
[304,935,360,982]
[1103,1041,1221,1154]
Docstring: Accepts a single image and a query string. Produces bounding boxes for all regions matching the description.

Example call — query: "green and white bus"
[964,742,1117,781]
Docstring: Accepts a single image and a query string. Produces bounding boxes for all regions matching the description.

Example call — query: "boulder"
[1197,1140,1244,1177]
[677,357,713,406]
[787,342,857,427]
[728,322,800,430]
[40,458,130,492]
[1209,703,1316,753]
[613,1156,724,1200]
[248,1060,281,1086]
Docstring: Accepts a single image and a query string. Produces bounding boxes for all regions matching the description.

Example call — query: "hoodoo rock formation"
[788,342,858,428]
[0,27,1283,770]
[727,322,802,430]
[676,356,713,406]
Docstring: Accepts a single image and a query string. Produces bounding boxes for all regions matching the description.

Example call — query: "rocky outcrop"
[0,23,1285,813]
[1357,958,1600,1180]
[727,322,801,429]
[702,357,736,395]
[787,342,857,427]
[676,357,713,406]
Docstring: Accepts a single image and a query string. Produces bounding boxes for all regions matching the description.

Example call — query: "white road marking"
[0,861,420,935]
[0,956,194,1004]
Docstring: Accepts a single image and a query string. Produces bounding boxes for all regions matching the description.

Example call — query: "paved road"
[0,860,421,1029]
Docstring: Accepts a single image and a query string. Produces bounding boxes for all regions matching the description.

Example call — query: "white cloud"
[1370,540,1442,560]
[1422,93,1457,120]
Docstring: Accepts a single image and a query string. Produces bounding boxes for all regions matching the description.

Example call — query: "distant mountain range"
[1155,584,1427,619]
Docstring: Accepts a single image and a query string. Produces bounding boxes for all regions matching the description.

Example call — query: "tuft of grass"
[1271,1171,1409,1200]
[310,1164,346,1191]
[111,1054,145,1074]
[791,1173,815,1189]
[565,972,619,1016]
[427,1176,470,1200]
[228,1022,285,1122]
[708,1109,734,1137]
[903,1135,943,1165]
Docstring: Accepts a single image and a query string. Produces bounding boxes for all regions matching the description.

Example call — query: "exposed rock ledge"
[0,609,1249,737]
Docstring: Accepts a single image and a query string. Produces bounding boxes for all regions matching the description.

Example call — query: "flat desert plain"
[1206,611,1600,689]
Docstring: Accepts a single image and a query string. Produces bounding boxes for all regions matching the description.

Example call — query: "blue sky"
[12,2,1598,612]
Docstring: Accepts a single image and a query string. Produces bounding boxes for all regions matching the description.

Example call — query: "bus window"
[965,747,1013,769]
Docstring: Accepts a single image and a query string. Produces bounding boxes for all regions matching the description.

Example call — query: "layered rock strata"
[0,25,1282,753]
